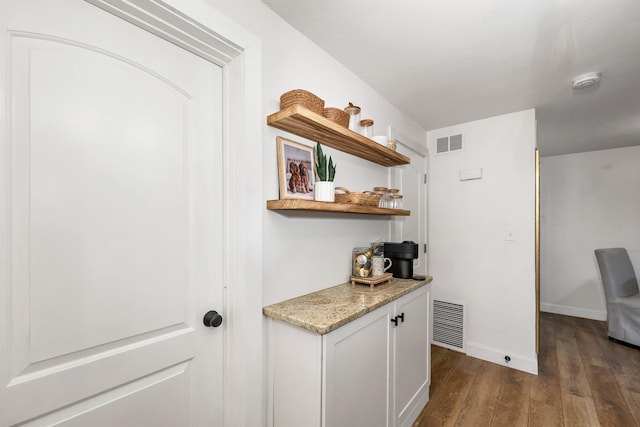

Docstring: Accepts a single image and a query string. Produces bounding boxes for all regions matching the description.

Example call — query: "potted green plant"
[314,142,336,202]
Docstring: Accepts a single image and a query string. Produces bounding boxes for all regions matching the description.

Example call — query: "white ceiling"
[263,0,640,156]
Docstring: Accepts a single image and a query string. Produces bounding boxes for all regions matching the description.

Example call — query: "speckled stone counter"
[263,276,433,335]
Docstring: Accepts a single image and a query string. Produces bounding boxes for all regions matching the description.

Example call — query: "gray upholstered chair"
[595,248,640,347]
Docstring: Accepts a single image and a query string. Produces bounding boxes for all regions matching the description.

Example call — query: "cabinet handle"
[391,313,406,327]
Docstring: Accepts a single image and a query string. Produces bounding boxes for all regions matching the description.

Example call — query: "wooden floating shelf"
[267,199,410,216]
[267,105,410,167]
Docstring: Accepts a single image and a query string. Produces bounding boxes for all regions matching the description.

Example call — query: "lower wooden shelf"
[266,199,410,216]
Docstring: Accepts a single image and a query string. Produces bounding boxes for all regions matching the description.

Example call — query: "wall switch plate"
[506,228,515,241]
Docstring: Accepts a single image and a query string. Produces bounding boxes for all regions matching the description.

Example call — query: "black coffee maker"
[383,241,419,279]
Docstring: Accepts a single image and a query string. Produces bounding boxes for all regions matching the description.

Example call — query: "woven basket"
[323,107,349,128]
[280,89,325,116]
[335,187,381,206]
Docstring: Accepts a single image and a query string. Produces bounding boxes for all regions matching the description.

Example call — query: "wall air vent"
[432,299,465,352]
[449,134,463,151]
[436,137,449,153]
[434,134,463,155]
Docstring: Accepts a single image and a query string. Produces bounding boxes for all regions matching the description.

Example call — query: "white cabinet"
[266,285,431,427]
[392,286,431,426]
[323,302,392,427]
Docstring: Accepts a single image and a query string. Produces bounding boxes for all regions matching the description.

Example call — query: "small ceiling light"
[572,72,601,89]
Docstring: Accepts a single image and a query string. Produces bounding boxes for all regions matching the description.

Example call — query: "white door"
[391,144,428,276]
[0,0,224,425]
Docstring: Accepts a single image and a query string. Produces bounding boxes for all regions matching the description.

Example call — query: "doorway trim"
[84,1,263,425]
[535,148,540,353]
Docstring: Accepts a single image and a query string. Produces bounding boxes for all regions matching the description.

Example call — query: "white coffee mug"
[372,256,392,276]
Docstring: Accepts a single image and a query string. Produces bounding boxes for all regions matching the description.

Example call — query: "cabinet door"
[393,286,430,426]
[323,304,392,427]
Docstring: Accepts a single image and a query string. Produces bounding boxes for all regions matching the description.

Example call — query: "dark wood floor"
[414,312,640,426]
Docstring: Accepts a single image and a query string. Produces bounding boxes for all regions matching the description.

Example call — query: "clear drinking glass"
[389,194,403,209]
[386,189,399,209]
[374,187,389,208]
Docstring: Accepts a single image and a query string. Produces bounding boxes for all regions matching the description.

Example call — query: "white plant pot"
[314,181,335,202]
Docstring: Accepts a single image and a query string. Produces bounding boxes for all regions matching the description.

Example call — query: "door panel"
[1,0,223,424]
[43,363,190,427]
[324,306,391,427]
[20,37,188,362]
[394,288,430,425]
[391,144,428,275]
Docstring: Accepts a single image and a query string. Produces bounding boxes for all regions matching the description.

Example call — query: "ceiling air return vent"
[435,134,463,155]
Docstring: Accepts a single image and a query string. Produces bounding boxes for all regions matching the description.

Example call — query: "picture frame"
[276,136,315,200]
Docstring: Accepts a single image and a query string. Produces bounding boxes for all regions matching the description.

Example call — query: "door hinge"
[424,244,428,253]
[424,174,427,184]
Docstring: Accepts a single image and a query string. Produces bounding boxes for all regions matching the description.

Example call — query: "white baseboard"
[466,342,538,375]
[540,303,606,321]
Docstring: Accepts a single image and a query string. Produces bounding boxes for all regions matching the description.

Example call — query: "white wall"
[540,146,640,321]
[427,110,537,374]
[197,0,426,305]
[179,1,428,424]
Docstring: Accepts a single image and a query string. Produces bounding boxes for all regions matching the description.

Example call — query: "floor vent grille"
[433,299,465,352]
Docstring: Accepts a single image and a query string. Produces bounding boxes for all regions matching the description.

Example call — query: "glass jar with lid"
[344,102,361,133]
[359,119,374,138]
[373,186,389,208]
[352,246,373,277]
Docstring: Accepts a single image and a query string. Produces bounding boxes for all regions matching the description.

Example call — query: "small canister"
[352,246,373,277]
[371,242,384,257]
[344,102,361,133]
[359,119,374,138]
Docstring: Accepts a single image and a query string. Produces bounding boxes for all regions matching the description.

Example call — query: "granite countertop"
[263,276,433,335]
